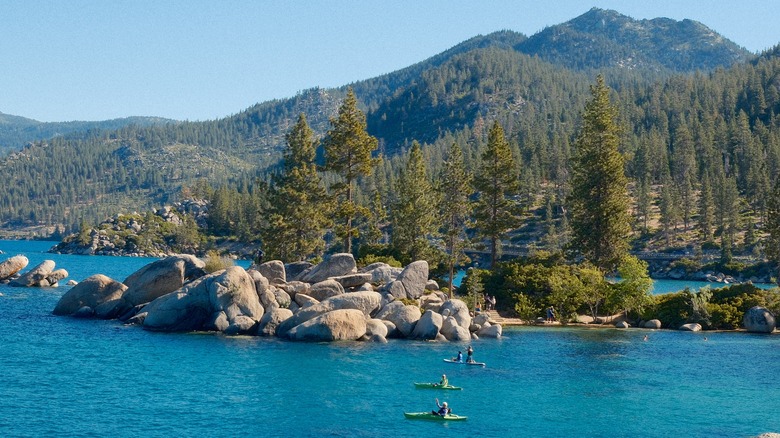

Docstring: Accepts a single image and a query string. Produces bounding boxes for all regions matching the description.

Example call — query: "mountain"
[517,7,752,72]
[0,112,176,156]
[0,8,772,236]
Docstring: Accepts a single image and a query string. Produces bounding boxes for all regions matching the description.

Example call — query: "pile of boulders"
[52,253,502,342]
[0,255,69,287]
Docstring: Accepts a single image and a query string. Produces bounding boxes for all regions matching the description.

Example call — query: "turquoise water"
[2,241,779,437]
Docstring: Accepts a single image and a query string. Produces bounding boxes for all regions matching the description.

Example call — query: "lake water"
[1,240,779,437]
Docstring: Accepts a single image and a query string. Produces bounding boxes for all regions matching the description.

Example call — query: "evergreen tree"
[473,121,520,268]
[698,172,714,242]
[765,178,780,284]
[438,142,472,295]
[391,141,439,263]
[262,114,331,261]
[569,75,632,272]
[323,88,379,254]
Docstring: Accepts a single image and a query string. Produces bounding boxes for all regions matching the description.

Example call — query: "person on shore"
[491,295,497,310]
[432,398,450,416]
[436,374,448,387]
[546,306,556,322]
[466,345,474,363]
[453,351,463,362]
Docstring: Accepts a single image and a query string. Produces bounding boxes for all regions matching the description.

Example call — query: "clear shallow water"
[2,241,779,437]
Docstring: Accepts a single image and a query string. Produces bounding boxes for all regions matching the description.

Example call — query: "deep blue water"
[2,241,779,437]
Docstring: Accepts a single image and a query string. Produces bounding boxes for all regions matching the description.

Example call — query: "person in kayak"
[435,374,448,387]
[432,398,450,416]
[466,345,474,363]
[452,351,463,362]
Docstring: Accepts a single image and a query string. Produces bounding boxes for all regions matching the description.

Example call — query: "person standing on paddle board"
[466,345,474,363]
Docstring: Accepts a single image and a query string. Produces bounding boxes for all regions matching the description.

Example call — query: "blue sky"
[2,0,779,123]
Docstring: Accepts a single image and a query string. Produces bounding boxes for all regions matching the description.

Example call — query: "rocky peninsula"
[51,253,502,342]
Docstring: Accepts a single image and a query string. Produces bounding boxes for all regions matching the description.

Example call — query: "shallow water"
[1,241,779,437]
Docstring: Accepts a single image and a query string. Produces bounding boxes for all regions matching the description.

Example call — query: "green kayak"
[413,382,463,390]
[404,412,468,421]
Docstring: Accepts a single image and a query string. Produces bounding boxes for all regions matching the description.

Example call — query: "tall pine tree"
[262,114,331,262]
[473,121,520,268]
[438,142,472,295]
[323,88,379,254]
[391,141,438,263]
[765,178,780,284]
[569,75,631,272]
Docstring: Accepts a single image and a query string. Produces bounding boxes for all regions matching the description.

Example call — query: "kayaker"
[432,398,450,416]
[453,351,463,362]
[466,345,474,363]
[436,374,448,387]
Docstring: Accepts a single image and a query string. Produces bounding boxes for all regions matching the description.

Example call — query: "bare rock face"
[375,301,421,337]
[140,266,263,334]
[257,260,286,284]
[10,260,57,287]
[257,307,294,337]
[410,310,443,340]
[299,253,356,284]
[307,279,345,301]
[439,299,471,331]
[53,274,128,317]
[286,309,367,341]
[122,255,207,309]
[743,306,776,333]
[0,255,28,281]
[679,323,702,332]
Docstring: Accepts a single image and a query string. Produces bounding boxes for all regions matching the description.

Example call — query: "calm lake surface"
[1,240,778,437]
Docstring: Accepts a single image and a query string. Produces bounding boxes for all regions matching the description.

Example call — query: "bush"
[203,250,234,273]
[357,253,402,268]
[670,257,702,274]
[644,290,692,329]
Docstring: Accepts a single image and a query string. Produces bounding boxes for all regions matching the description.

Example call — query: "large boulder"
[743,306,776,333]
[121,255,207,310]
[0,255,28,281]
[441,316,471,341]
[397,260,429,299]
[46,269,69,287]
[140,266,262,333]
[359,263,402,285]
[331,273,373,289]
[307,279,345,301]
[257,307,294,336]
[478,323,503,338]
[410,310,443,340]
[53,274,128,318]
[285,261,312,281]
[439,299,471,330]
[257,260,286,284]
[679,323,702,332]
[286,309,367,341]
[375,301,421,338]
[299,253,356,284]
[365,318,389,338]
[9,260,55,287]
[644,319,662,329]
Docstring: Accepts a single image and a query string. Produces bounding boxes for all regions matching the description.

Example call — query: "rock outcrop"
[52,256,502,344]
[0,255,29,282]
[743,306,776,333]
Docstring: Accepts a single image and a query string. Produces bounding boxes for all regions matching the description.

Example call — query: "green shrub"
[203,250,234,273]
[644,290,692,329]
[670,257,702,273]
[357,253,402,268]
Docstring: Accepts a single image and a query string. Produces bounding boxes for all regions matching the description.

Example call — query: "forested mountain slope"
[0,112,174,156]
[0,8,772,238]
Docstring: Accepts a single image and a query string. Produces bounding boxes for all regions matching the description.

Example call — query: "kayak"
[443,359,486,367]
[404,412,468,421]
[413,382,463,390]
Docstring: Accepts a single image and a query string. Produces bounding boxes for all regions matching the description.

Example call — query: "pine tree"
[698,172,714,242]
[438,142,472,295]
[765,178,780,284]
[391,141,439,263]
[473,121,520,268]
[262,114,331,262]
[569,75,631,272]
[323,88,379,254]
